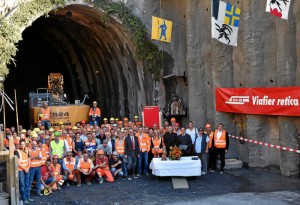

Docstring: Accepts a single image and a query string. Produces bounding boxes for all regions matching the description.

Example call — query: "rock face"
[3,0,300,176]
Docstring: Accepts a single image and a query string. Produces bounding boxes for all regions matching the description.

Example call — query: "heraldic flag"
[211,0,240,46]
[266,0,291,20]
[151,16,173,43]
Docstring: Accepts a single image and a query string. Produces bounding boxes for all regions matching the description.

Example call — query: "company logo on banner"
[216,87,300,116]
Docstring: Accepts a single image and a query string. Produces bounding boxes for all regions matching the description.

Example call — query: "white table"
[149,156,202,177]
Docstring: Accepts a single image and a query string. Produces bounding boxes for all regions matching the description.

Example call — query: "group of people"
[2,102,229,204]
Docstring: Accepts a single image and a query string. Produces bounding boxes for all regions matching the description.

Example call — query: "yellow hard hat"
[115,118,119,121]
[43,187,51,195]
[103,118,108,121]
[134,115,139,119]
[33,128,40,133]
[21,129,27,133]
[30,131,37,136]
[110,118,114,121]
[49,128,54,132]
[72,126,78,130]
[59,121,64,125]
[39,114,44,118]
[32,133,38,138]
[93,101,97,104]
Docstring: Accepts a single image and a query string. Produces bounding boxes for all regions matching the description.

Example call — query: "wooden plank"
[171,177,189,189]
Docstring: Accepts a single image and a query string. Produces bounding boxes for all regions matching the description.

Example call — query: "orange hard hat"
[40,126,45,129]
[97,150,104,155]
[124,117,129,121]
[81,120,86,124]
[68,174,74,181]
[171,118,176,122]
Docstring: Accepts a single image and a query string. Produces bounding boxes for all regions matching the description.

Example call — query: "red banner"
[143,106,161,129]
[216,87,300,116]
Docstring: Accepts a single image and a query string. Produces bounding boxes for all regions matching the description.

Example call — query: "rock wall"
[126,0,300,176]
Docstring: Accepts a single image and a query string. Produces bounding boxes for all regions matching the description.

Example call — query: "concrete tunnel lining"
[5,4,152,127]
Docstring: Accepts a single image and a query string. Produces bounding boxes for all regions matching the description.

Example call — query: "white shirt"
[217,130,223,140]
[185,128,199,144]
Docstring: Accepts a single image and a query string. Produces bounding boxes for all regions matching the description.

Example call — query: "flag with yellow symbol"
[151,16,173,43]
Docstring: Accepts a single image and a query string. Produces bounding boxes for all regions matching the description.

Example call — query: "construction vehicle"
[29,73,90,128]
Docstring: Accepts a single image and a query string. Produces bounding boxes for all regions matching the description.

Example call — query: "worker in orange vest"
[136,127,151,176]
[51,155,66,190]
[28,140,43,197]
[115,131,127,177]
[89,101,101,126]
[212,123,229,174]
[38,102,52,130]
[16,140,31,204]
[75,153,95,187]
[62,151,76,186]
[205,123,214,171]
[101,118,111,131]
[37,140,48,165]
[133,115,142,127]
[94,149,114,183]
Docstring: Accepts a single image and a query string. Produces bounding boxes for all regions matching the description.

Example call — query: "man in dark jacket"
[124,128,140,180]
[163,125,178,155]
[177,127,193,156]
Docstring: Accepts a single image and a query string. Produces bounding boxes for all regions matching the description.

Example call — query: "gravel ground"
[29,168,300,205]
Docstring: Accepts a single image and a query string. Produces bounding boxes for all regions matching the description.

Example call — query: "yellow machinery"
[29,73,89,128]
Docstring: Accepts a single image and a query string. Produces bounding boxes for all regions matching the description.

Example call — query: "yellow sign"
[151,16,173,43]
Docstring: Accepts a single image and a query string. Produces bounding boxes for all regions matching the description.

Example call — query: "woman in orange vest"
[15,140,31,203]
[94,150,114,183]
[151,130,163,158]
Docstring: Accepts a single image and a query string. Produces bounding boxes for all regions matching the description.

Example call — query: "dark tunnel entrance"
[4,4,152,128]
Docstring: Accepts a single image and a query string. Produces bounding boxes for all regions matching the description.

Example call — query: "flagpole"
[14,89,20,135]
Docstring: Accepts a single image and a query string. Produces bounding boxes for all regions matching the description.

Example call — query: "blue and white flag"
[211,0,241,46]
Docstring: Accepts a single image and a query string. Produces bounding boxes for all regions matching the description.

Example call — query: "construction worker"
[115,131,127,177]
[101,118,111,131]
[28,140,43,197]
[109,117,115,126]
[37,140,48,165]
[75,153,95,187]
[212,123,229,174]
[89,101,101,126]
[16,140,31,204]
[38,102,51,130]
[49,131,67,166]
[133,115,142,127]
[123,117,129,127]
[170,117,176,128]
[84,132,97,159]
[62,130,73,152]
[51,155,66,190]
[62,151,76,186]
[94,149,114,183]
[173,122,182,135]
[109,151,124,179]
[205,123,214,171]
[40,159,56,194]
[151,130,164,158]
[136,127,151,176]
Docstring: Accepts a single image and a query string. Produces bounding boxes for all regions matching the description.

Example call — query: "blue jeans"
[42,120,51,130]
[138,152,148,174]
[119,154,128,177]
[111,168,124,177]
[89,116,100,125]
[19,170,30,201]
[29,167,41,195]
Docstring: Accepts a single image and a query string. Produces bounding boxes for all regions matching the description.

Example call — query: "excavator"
[29,73,90,129]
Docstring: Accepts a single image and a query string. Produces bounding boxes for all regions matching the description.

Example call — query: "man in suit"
[177,127,193,156]
[163,125,178,155]
[125,128,140,180]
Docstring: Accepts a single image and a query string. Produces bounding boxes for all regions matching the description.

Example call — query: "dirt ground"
[29,168,300,205]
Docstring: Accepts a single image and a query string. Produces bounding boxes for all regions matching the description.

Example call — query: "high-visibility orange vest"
[40,149,47,166]
[115,139,125,154]
[89,107,101,117]
[136,133,150,152]
[41,144,50,159]
[17,149,30,171]
[29,148,41,167]
[214,130,226,149]
[205,132,214,149]
[63,157,76,171]
[152,137,163,154]
[79,158,92,172]
[3,138,9,147]
[40,107,51,121]
[101,123,111,131]
[65,136,73,152]
[51,163,61,177]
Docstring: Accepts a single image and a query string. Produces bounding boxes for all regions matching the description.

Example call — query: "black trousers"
[208,148,214,170]
[212,148,226,171]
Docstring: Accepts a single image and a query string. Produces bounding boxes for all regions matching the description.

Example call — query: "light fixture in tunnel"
[65,10,72,18]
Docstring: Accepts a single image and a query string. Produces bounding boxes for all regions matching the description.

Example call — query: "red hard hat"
[81,120,86,124]
[5,128,10,131]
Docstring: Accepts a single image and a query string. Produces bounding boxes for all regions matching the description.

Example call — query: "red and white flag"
[266,0,291,20]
